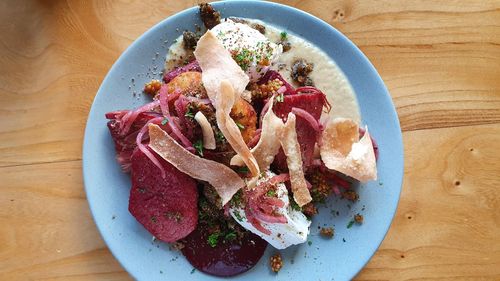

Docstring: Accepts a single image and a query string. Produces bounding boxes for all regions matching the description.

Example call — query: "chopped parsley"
[161,117,169,125]
[280,31,288,40]
[266,189,276,197]
[276,92,284,103]
[207,232,220,247]
[308,240,312,246]
[230,190,243,207]
[190,268,196,274]
[235,121,245,130]
[194,140,203,156]
[224,231,237,241]
[233,210,244,222]
[234,48,253,71]
[289,194,302,211]
[215,130,226,143]
[184,107,195,119]
[347,220,355,229]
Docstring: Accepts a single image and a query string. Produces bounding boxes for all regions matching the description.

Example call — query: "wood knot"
[332,8,346,22]
[405,211,415,220]
[454,180,461,186]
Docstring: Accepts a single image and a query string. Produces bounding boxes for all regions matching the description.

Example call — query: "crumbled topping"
[143,79,162,96]
[270,253,283,273]
[320,227,335,238]
[354,213,364,224]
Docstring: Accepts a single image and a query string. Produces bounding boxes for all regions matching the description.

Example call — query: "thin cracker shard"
[320,118,377,182]
[148,124,245,205]
[216,81,260,177]
[194,30,249,105]
[194,111,216,149]
[194,30,259,177]
[231,95,284,171]
[280,113,312,207]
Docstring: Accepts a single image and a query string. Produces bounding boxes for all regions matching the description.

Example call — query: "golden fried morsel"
[163,71,256,144]
[162,71,208,99]
[230,97,257,144]
[270,253,283,273]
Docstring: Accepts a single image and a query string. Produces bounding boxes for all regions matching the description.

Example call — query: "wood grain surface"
[0,0,499,280]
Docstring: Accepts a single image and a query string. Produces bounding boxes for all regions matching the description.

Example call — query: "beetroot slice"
[128,148,198,242]
[181,224,267,277]
[272,92,326,172]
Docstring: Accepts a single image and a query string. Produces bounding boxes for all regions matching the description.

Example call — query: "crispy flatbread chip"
[280,113,312,207]
[148,124,245,205]
[320,118,377,182]
[194,31,249,105]
[194,31,259,177]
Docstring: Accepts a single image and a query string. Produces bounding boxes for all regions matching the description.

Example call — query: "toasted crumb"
[302,202,318,217]
[320,227,334,238]
[309,169,331,203]
[354,213,363,224]
[342,190,359,202]
[270,253,283,273]
[144,79,162,96]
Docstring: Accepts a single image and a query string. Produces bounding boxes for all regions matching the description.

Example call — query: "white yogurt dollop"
[212,20,282,82]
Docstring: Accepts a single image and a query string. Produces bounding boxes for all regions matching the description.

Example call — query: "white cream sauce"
[165,19,360,124]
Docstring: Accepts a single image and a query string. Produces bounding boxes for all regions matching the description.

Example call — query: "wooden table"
[1,1,499,280]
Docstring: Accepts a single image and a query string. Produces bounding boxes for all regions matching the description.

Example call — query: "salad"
[105,3,378,277]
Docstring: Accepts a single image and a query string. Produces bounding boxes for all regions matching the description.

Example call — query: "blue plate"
[83,1,403,280]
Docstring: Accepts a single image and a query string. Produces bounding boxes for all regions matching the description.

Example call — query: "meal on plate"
[105,3,378,277]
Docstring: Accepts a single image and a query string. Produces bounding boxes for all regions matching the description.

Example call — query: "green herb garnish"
[215,130,226,143]
[185,107,195,119]
[194,140,203,156]
[234,48,253,71]
[308,240,312,246]
[233,211,244,222]
[289,194,302,211]
[224,231,237,241]
[347,220,355,229]
[280,31,287,40]
[266,189,276,197]
[230,190,243,207]
[235,122,245,130]
[161,118,169,125]
[207,232,220,247]
[276,92,284,103]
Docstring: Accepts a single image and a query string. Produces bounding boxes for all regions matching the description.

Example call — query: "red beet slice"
[128,148,198,242]
[181,224,267,277]
[272,92,326,171]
